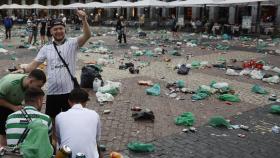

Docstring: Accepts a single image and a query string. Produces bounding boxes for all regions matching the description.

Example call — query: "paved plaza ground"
[0,25,279,157]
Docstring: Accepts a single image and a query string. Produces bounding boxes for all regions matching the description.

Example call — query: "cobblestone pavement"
[0,28,280,157]
[122,104,280,158]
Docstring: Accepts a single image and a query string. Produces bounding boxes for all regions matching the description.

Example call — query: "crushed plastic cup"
[272,126,280,134]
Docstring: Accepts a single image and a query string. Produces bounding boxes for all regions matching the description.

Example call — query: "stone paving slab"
[122,103,280,158]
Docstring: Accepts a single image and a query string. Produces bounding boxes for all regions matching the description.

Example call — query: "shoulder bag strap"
[16,109,32,146]
[53,42,79,87]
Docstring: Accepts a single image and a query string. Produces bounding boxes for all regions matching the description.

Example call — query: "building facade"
[1,0,280,26]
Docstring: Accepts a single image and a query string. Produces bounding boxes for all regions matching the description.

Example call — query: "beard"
[53,35,65,42]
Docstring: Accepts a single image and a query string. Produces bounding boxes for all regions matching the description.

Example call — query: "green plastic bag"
[191,61,201,69]
[20,120,53,158]
[222,34,231,40]
[144,50,154,57]
[133,50,143,56]
[174,112,195,126]
[176,80,185,88]
[191,92,209,100]
[251,84,268,95]
[209,116,230,128]
[270,105,280,114]
[127,141,155,152]
[146,83,161,96]
[218,94,240,102]
[216,44,229,50]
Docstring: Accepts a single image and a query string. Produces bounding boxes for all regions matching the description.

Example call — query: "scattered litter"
[146,83,161,96]
[209,116,230,128]
[127,141,155,152]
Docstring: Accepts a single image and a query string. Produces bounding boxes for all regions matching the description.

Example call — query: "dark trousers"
[5,27,11,39]
[118,31,126,43]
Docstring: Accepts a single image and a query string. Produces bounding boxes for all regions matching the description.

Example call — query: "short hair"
[28,69,46,83]
[69,88,89,103]
[24,87,45,103]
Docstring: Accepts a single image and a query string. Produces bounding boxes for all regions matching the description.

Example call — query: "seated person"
[5,87,52,147]
[55,88,102,158]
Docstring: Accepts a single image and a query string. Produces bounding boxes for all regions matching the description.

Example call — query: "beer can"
[76,153,86,158]
[55,145,72,158]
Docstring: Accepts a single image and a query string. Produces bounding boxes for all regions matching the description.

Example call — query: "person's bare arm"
[76,10,91,47]
[0,99,22,111]
[12,60,42,74]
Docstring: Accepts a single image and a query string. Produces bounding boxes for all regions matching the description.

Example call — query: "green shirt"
[0,74,27,106]
[6,106,52,146]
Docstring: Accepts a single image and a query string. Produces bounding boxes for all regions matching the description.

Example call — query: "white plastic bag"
[250,70,264,80]
[96,92,114,103]
[212,82,229,89]
[0,48,8,53]
[93,78,102,92]
[263,75,280,84]
[272,67,280,73]
[239,69,251,76]
[226,69,239,76]
[262,66,271,71]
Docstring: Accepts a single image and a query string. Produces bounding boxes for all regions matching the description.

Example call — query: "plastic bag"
[96,92,114,103]
[212,82,229,89]
[250,70,264,80]
[176,80,185,88]
[226,69,239,76]
[98,81,121,96]
[251,84,268,95]
[218,94,241,102]
[239,69,251,76]
[262,75,280,84]
[199,85,217,94]
[272,67,280,73]
[127,142,155,152]
[174,112,195,126]
[20,120,53,158]
[191,61,201,69]
[191,92,209,100]
[146,83,161,96]
[177,64,190,75]
[81,65,103,88]
[209,116,230,128]
[270,105,280,114]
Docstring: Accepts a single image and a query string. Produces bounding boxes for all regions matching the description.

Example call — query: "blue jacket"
[3,17,13,28]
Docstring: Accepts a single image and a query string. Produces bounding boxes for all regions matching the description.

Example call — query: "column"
[192,7,200,19]
[178,6,184,18]
[251,4,258,25]
[126,0,131,19]
[150,7,155,19]
[162,0,169,18]
[209,6,218,21]
[137,6,144,18]
[21,0,26,16]
[228,6,235,24]
[8,0,12,15]
[275,5,280,26]
[34,0,39,15]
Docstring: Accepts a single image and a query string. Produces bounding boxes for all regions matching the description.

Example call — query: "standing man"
[14,10,91,120]
[116,16,126,44]
[0,69,46,147]
[31,15,39,45]
[55,88,102,158]
[3,15,13,39]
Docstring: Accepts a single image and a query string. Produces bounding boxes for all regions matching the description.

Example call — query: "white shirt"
[35,38,79,95]
[55,104,101,158]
